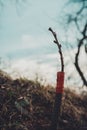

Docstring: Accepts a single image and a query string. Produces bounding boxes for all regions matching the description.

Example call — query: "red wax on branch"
[56,72,64,93]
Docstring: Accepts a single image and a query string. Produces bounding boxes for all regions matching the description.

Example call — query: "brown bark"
[48,27,64,72]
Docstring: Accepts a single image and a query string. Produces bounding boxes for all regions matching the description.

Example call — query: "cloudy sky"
[0,0,86,87]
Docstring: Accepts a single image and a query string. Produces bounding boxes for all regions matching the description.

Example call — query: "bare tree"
[65,0,87,86]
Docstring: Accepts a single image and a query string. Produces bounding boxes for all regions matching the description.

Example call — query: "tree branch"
[75,22,87,86]
[48,27,64,72]
[76,1,85,15]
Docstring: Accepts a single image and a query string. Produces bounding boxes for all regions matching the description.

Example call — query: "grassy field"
[0,70,87,130]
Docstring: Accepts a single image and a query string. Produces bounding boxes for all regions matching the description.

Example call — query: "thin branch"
[75,22,87,86]
[74,17,81,32]
[81,22,87,36]
[48,27,64,72]
[76,1,85,15]
[67,0,87,33]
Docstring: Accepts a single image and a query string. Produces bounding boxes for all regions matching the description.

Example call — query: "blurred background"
[0,0,87,88]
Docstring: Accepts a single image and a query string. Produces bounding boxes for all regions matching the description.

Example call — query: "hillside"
[0,70,87,130]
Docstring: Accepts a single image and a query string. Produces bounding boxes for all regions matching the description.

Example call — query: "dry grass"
[0,70,87,130]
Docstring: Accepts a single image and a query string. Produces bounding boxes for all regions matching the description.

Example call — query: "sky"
[0,0,87,87]
[0,0,66,57]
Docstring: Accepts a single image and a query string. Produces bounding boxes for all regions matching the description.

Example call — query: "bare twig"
[48,27,64,72]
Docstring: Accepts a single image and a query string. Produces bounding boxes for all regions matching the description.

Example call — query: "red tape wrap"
[56,72,64,93]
